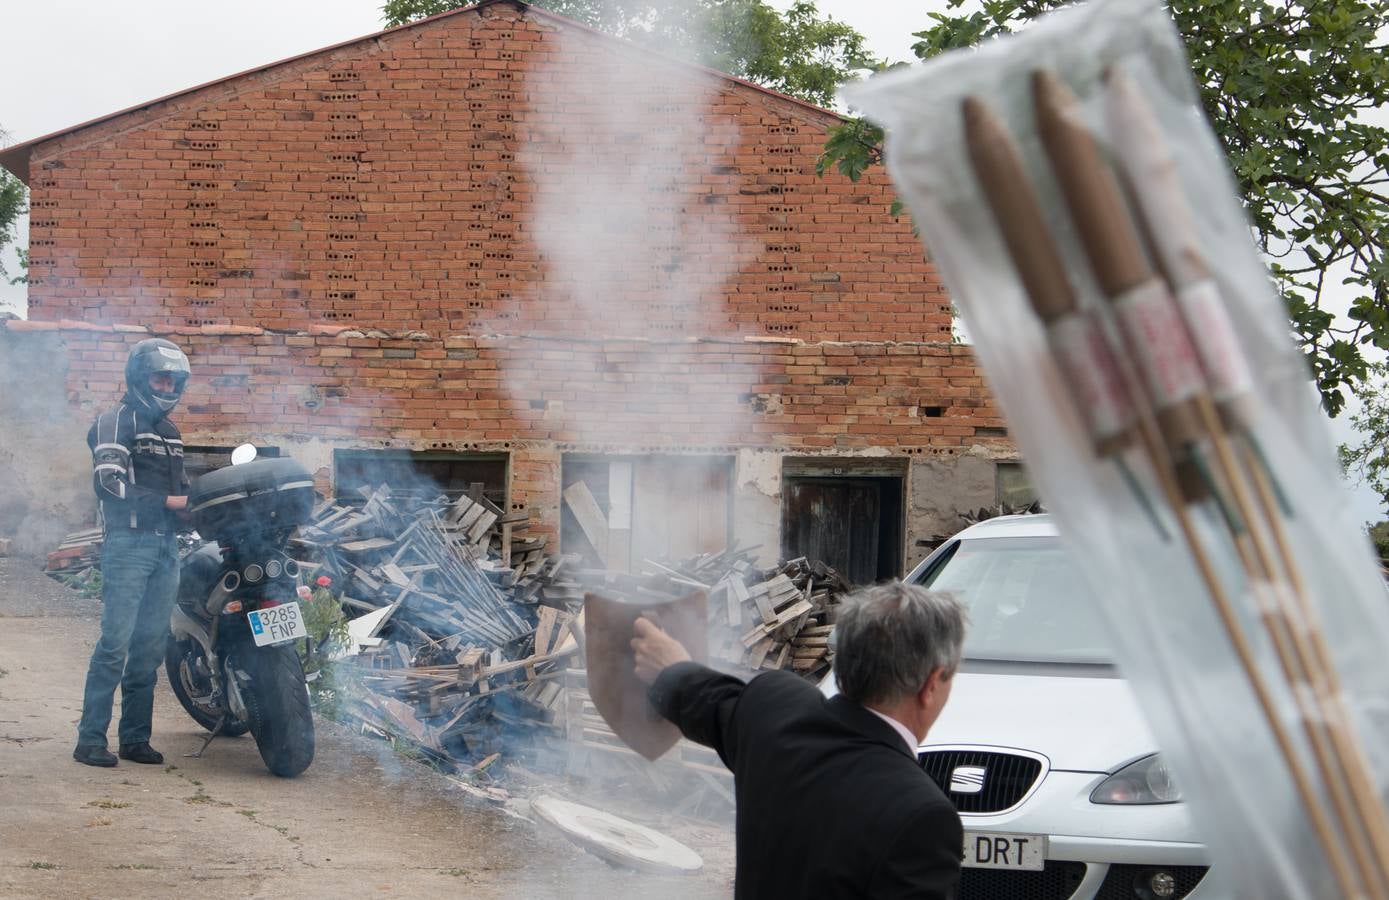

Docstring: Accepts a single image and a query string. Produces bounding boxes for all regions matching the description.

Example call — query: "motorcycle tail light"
[261,598,282,608]
[222,600,244,614]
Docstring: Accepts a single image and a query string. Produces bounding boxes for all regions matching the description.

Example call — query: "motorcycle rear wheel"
[236,643,315,778]
[165,636,250,737]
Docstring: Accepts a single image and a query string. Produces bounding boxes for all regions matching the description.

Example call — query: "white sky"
[0,0,1382,521]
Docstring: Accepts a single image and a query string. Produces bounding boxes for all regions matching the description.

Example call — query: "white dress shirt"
[867,707,920,756]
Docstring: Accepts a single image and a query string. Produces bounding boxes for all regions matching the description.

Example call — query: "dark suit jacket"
[650,662,962,899]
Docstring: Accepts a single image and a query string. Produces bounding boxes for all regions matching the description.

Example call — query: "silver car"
[831,514,1214,899]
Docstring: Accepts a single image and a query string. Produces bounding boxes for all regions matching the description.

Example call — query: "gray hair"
[833,582,967,707]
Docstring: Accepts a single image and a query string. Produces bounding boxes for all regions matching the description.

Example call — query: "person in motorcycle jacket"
[74,338,192,768]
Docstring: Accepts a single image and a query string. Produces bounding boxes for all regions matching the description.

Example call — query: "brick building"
[0,0,1020,577]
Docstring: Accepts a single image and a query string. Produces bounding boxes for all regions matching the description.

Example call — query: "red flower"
[316,575,332,587]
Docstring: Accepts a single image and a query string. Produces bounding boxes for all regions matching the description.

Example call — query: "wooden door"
[782,478,882,585]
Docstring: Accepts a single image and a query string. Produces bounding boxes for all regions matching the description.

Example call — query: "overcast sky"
[1,0,1382,522]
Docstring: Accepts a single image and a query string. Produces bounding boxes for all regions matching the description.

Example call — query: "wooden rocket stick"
[960,96,1170,538]
[1103,65,1389,889]
[1029,71,1378,898]
[962,94,1365,897]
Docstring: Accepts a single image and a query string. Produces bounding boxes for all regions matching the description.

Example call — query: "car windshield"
[915,535,1112,664]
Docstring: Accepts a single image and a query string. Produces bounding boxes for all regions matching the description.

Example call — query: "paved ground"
[0,557,735,899]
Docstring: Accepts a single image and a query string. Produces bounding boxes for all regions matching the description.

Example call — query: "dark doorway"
[333,449,508,508]
[781,475,903,586]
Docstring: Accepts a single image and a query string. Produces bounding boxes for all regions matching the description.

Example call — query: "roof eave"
[0,146,30,186]
[0,0,843,187]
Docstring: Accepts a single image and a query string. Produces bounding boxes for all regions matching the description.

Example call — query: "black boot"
[73,745,118,767]
[118,742,164,765]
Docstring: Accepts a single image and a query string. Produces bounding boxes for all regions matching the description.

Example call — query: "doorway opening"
[780,458,905,585]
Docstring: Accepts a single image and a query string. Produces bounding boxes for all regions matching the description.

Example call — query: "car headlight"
[1090,754,1182,804]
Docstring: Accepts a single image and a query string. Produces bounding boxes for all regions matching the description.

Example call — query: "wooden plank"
[769,599,813,629]
[379,562,411,588]
[752,589,777,625]
[562,481,609,566]
[534,605,559,657]
[339,537,395,554]
[466,510,499,544]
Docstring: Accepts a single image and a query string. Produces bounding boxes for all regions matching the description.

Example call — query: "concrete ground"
[0,557,735,899]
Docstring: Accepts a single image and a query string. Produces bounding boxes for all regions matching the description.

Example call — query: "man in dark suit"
[633,582,966,899]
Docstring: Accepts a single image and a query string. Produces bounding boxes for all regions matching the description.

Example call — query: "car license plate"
[962,831,1046,871]
[247,602,307,647]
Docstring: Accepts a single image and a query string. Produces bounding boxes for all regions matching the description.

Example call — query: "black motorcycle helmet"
[125,338,191,416]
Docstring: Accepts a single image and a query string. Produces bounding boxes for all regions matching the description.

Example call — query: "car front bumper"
[957,770,1214,899]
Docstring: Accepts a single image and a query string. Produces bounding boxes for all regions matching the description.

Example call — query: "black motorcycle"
[165,447,318,777]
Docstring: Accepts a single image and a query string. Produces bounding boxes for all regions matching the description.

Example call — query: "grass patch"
[86,818,112,827]
[110,863,157,871]
[185,787,231,807]
[237,809,257,819]
[163,764,178,773]
[86,798,132,810]
[29,861,59,870]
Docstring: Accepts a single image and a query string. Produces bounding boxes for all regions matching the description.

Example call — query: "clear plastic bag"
[844,1,1389,896]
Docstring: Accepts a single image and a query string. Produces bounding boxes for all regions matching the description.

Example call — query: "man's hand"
[165,495,189,511]
[632,616,692,685]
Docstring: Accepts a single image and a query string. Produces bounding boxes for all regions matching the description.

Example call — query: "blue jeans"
[76,528,180,748]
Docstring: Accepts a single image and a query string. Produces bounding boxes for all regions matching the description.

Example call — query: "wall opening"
[333,449,508,507]
[561,454,733,572]
[995,461,1039,508]
[780,457,906,585]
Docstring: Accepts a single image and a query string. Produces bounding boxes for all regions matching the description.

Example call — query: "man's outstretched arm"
[634,616,747,765]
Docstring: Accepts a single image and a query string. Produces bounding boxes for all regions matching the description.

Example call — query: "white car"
[829,514,1214,899]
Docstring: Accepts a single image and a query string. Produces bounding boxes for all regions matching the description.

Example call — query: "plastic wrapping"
[843,1,1389,896]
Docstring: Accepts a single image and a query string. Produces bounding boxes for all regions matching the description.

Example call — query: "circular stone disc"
[531,795,704,875]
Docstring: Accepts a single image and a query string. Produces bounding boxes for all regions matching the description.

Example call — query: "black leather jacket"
[87,392,189,533]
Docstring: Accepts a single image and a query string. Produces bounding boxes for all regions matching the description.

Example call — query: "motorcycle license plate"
[247,602,307,647]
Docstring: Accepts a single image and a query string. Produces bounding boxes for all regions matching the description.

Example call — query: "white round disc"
[531,795,703,875]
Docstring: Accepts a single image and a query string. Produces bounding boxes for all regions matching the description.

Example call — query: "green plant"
[57,568,102,599]
[299,580,349,674]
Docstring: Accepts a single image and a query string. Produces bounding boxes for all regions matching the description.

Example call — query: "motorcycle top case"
[189,457,316,542]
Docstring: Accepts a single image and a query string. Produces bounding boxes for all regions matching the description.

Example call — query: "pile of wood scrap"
[581,546,853,681]
[342,604,582,762]
[295,486,556,651]
[292,485,588,769]
[45,527,103,576]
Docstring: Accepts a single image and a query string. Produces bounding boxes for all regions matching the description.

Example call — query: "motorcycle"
[164,444,318,777]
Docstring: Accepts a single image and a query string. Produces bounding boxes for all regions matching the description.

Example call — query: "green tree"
[0,125,26,286]
[1339,360,1389,513]
[819,0,1389,417]
[1368,521,1389,567]
[381,0,877,108]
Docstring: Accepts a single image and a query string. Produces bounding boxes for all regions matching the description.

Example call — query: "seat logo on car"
[950,765,987,794]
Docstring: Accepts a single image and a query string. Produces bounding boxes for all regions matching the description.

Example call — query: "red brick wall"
[32,324,998,446]
[6,320,1005,544]
[22,2,950,343]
